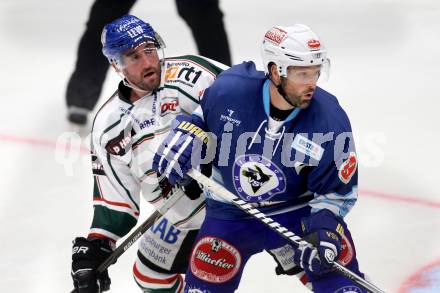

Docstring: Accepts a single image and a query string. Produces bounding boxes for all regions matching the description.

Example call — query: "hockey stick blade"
[70,184,186,293]
[187,169,385,293]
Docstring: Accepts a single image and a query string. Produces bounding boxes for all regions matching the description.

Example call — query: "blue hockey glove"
[153,115,209,185]
[293,209,343,275]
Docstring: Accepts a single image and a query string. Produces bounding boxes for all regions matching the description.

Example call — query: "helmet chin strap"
[269,76,296,108]
[116,70,153,96]
[122,78,152,95]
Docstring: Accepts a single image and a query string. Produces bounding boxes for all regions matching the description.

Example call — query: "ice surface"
[1,0,439,292]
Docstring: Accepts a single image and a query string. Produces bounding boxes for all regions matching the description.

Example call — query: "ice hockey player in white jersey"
[70,15,228,293]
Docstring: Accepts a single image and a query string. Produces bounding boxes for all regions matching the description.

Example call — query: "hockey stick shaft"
[187,169,385,293]
[96,210,161,273]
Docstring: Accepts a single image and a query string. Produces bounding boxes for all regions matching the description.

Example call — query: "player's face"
[283,65,321,109]
[121,42,162,92]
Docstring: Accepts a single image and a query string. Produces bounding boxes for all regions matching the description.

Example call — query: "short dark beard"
[280,78,312,109]
[123,64,161,92]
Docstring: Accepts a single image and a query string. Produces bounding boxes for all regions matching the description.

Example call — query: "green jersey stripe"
[132,132,155,149]
[98,104,134,145]
[93,177,102,199]
[173,201,206,227]
[167,55,224,76]
[91,89,118,134]
[107,153,140,211]
[157,85,199,104]
[91,205,138,237]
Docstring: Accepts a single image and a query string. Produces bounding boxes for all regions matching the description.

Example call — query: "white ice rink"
[1,0,439,292]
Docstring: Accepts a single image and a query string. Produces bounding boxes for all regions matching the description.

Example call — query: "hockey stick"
[71,183,186,293]
[187,169,385,293]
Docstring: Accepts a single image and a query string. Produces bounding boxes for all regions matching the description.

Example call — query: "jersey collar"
[262,79,300,122]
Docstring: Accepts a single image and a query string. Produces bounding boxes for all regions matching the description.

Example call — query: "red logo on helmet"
[338,152,357,184]
[264,27,288,45]
[307,39,321,49]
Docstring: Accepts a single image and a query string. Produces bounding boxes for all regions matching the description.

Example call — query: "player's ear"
[269,63,281,84]
[111,62,121,73]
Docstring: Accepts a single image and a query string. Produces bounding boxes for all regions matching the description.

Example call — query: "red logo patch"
[190,237,241,283]
[160,98,179,116]
[338,233,354,266]
[338,152,357,184]
[307,39,321,49]
[264,27,288,45]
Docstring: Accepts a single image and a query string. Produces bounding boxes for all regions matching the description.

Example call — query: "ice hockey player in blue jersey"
[153,24,369,292]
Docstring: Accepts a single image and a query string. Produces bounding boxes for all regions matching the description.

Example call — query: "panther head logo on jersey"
[233,155,286,202]
[241,165,272,194]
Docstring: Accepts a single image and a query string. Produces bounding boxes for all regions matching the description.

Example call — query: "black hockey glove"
[179,163,211,200]
[71,237,113,293]
[158,174,204,200]
[180,177,203,200]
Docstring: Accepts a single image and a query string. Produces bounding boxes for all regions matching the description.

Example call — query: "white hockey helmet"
[261,24,329,77]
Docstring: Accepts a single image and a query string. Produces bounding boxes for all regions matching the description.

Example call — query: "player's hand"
[71,237,113,293]
[153,115,208,185]
[293,209,343,275]
[158,175,203,201]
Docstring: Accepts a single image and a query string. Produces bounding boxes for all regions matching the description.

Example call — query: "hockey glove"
[293,209,343,275]
[153,115,209,185]
[158,175,203,200]
[71,237,113,293]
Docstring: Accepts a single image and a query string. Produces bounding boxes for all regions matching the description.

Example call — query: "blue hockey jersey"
[191,61,358,219]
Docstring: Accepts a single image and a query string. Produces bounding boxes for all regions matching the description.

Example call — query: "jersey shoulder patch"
[338,152,357,184]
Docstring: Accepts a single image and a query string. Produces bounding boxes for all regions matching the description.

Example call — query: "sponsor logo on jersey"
[165,66,179,80]
[270,244,295,270]
[334,286,363,293]
[167,61,191,68]
[264,27,288,45]
[291,134,324,161]
[233,154,286,202]
[307,39,321,49]
[190,236,241,283]
[338,152,357,184]
[150,217,182,244]
[91,154,105,175]
[179,66,202,84]
[160,97,179,116]
[139,118,155,129]
[105,130,131,156]
[119,106,156,129]
[220,109,241,126]
[165,63,202,85]
[198,89,206,99]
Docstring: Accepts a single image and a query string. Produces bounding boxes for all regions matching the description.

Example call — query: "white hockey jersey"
[88,55,227,242]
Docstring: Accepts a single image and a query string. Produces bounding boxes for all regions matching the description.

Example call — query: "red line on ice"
[0,133,90,154]
[359,189,440,209]
[397,258,440,293]
[2,132,440,209]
